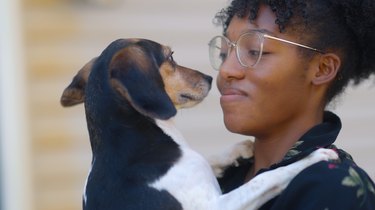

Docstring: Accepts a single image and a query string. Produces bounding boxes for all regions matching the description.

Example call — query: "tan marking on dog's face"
[162,46,173,58]
[159,57,212,109]
[108,42,211,111]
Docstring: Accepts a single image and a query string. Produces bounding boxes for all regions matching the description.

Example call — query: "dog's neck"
[155,118,189,147]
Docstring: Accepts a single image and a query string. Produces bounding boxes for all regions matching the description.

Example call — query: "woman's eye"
[248,50,261,57]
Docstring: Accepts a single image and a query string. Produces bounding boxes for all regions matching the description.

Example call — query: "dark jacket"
[218,111,375,210]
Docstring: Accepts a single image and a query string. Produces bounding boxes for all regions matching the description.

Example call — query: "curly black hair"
[214,0,375,104]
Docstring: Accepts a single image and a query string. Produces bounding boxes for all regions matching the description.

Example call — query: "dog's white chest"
[152,119,221,209]
[149,148,221,210]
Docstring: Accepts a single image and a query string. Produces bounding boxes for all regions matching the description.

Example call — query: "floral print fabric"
[218,111,375,209]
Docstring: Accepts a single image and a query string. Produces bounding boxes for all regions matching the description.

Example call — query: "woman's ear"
[312,53,341,85]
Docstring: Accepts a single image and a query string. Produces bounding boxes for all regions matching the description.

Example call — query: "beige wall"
[1,0,32,210]
[5,0,373,210]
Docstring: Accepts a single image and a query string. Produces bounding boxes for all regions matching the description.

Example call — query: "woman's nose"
[218,50,246,80]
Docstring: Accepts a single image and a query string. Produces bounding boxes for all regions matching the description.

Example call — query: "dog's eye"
[168,51,177,70]
[168,51,175,62]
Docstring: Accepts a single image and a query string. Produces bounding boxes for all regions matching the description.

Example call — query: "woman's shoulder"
[307,147,375,192]
[293,150,374,191]
[274,148,375,210]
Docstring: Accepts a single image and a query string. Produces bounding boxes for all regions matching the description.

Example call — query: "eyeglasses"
[208,31,325,70]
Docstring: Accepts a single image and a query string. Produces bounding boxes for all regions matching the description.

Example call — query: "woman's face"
[216,5,316,138]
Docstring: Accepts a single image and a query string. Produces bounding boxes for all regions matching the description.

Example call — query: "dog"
[60,38,338,210]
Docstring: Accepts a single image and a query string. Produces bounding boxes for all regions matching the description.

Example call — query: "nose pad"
[219,50,245,77]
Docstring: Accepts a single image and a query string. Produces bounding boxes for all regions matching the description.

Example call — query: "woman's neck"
[245,110,324,181]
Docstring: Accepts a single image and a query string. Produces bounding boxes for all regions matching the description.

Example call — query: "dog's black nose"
[204,75,213,85]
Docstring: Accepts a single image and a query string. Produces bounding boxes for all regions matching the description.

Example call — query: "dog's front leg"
[214,148,338,210]
[208,140,254,178]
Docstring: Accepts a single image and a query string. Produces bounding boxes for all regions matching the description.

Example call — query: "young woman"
[208,0,375,209]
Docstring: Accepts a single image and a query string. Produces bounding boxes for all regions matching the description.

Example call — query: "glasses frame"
[208,31,325,70]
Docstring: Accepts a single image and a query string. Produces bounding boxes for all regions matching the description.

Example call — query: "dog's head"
[60,38,212,120]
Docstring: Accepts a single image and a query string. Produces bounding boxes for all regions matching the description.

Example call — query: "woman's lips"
[220,88,247,102]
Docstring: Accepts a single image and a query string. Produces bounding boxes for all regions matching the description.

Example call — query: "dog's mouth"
[175,90,209,109]
[180,93,197,101]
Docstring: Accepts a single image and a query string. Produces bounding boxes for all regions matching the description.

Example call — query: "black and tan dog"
[61,38,337,210]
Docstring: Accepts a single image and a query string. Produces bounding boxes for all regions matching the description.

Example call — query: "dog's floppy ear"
[109,45,177,120]
[60,57,96,107]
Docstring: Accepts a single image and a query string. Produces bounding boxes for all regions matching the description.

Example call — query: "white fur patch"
[208,140,254,177]
[149,119,339,210]
[83,157,95,206]
[153,119,221,209]
[155,118,188,147]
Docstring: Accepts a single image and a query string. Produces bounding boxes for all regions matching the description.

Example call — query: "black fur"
[81,39,183,210]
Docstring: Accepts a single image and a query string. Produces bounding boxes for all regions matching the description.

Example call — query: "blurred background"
[1,0,374,210]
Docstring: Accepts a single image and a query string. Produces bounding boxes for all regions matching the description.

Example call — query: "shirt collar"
[268,111,342,169]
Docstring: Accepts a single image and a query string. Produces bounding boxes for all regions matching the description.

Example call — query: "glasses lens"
[208,36,228,70]
[237,33,262,67]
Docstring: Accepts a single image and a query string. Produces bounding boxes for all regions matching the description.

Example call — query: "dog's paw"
[309,148,339,162]
[208,140,254,178]
[230,140,254,161]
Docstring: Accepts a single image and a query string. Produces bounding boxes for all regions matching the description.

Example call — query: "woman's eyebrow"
[224,28,278,38]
